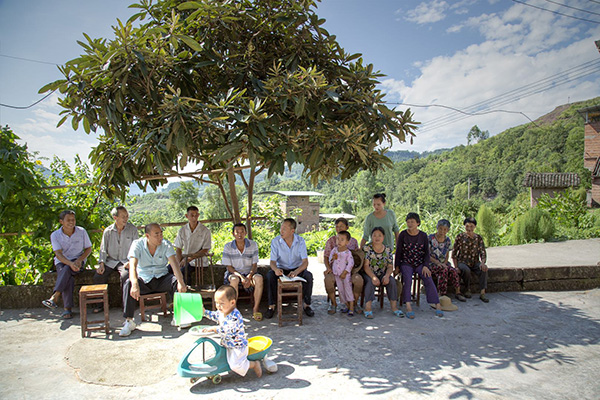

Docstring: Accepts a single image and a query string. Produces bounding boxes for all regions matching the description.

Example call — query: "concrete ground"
[1,240,600,400]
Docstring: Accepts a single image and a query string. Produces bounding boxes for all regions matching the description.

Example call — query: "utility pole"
[467,177,471,200]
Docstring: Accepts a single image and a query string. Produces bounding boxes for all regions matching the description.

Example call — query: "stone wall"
[0,264,271,309]
[1,264,599,309]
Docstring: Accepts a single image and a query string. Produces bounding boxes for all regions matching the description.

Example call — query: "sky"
[1,0,600,168]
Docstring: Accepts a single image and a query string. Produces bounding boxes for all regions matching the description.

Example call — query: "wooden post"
[227,167,241,224]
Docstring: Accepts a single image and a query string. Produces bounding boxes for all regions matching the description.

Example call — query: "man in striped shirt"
[222,223,264,321]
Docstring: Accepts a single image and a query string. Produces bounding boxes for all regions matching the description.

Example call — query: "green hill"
[254,97,599,215]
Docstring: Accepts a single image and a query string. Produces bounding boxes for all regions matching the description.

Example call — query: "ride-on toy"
[178,335,274,384]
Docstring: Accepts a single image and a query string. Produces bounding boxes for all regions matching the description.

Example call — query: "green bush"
[476,204,497,247]
[510,208,555,244]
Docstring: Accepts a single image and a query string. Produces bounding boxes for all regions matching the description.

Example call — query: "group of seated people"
[41,206,316,336]
[326,215,489,320]
[41,198,488,334]
[323,194,489,320]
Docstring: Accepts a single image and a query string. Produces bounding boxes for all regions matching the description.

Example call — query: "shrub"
[510,208,555,244]
[476,204,497,247]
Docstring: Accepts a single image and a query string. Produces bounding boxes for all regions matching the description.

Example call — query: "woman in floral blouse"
[428,219,465,302]
[452,217,489,303]
[362,227,402,319]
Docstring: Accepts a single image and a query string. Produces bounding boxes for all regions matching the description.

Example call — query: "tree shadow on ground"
[189,363,309,394]
[240,291,599,398]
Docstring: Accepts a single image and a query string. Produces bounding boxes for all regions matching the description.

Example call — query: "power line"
[421,59,600,128]
[419,65,600,133]
[398,59,600,133]
[0,90,57,110]
[511,0,600,24]
[542,0,600,16]
[389,102,538,125]
[0,53,59,66]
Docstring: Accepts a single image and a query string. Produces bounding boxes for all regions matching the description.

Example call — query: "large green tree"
[42,0,418,227]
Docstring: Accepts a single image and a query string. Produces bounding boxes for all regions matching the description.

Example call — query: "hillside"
[127,97,600,223]
[251,97,600,216]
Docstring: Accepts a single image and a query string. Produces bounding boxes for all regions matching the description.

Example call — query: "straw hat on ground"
[439,295,458,311]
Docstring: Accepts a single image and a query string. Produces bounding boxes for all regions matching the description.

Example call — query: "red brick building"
[578,105,600,207]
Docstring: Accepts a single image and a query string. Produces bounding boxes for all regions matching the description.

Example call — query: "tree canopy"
[42,0,418,223]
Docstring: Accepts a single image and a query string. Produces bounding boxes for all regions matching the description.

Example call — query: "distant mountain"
[385,148,452,162]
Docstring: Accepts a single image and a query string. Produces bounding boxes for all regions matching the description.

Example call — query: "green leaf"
[177,1,202,10]
[177,35,203,52]
[82,116,91,134]
[294,96,305,117]
[38,79,65,94]
[326,90,339,102]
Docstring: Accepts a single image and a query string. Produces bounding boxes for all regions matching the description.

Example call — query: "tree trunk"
[246,166,256,239]
[227,167,241,224]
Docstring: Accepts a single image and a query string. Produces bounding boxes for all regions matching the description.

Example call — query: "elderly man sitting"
[120,223,186,337]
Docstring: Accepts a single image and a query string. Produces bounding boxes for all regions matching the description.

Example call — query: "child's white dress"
[204,308,250,375]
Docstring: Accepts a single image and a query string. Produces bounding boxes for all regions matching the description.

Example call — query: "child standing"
[329,231,355,316]
[202,285,262,378]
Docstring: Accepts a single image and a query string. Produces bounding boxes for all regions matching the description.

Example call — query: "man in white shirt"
[174,206,211,284]
[93,206,139,312]
[42,210,92,319]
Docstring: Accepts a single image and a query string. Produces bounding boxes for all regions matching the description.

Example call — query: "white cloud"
[404,0,449,24]
[13,92,97,167]
[382,3,600,152]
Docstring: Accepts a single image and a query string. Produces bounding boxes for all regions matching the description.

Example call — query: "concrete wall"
[0,265,271,309]
[282,196,320,233]
[530,187,567,207]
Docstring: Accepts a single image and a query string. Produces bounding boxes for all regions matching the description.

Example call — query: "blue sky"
[1,0,599,167]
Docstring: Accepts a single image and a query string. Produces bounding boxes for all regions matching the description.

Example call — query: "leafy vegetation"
[3,73,600,285]
[0,127,113,285]
[41,0,418,226]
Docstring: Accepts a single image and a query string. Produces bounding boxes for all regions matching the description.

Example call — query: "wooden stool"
[79,284,110,338]
[277,280,303,327]
[139,292,169,322]
[360,282,386,309]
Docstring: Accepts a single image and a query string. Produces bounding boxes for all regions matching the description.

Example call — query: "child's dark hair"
[371,226,386,236]
[464,217,477,226]
[338,230,351,241]
[373,193,386,203]
[217,285,237,301]
[406,212,421,224]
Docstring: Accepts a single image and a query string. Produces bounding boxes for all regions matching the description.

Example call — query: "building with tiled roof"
[522,172,580,207]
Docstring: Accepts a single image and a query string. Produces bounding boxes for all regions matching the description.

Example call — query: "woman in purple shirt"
[394,212,443,319]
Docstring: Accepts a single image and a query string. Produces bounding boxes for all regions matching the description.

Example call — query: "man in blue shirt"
[120,223,186,337]
[265,218,314,319]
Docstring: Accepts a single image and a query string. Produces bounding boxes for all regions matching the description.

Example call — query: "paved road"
[1,239,600,399]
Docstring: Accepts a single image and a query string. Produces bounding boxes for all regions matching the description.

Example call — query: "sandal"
[406,311,415,319]
[435,309,444,318]
[348,311,354,317]
[327,304,336,315]
[61,310,73,319]
[252,312,263,321]
[393,310,405,318]
[364,311,373,319]
[42,299,58,309]
[340,305,349,314]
